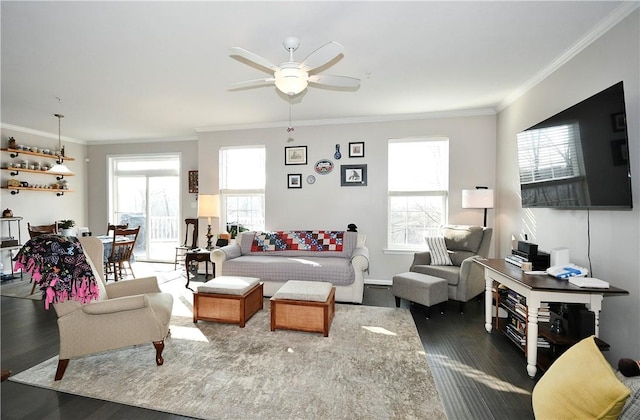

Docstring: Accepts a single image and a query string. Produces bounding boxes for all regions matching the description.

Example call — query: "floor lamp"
[462,187,494,227]
[197,194,219,250]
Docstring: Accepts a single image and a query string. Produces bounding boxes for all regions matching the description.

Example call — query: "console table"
[476,259,628,378]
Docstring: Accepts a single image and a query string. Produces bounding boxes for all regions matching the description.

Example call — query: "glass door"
[109,155,180,262]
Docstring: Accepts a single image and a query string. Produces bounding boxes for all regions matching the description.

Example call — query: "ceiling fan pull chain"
[287,101,294,132]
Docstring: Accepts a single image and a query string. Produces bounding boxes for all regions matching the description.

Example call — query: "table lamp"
[462,186,494,227]
[197,194,219,250]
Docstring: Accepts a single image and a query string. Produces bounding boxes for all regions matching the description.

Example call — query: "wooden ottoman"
[193,276,263,327]
[270,280,336,337]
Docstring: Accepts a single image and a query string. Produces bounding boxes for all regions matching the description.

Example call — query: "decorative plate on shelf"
[314,159,334,175]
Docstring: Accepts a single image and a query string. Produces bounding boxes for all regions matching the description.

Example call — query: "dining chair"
[27,222,58,238]
[107,223,129,233]
[104,226,140,282]
[174,218,198,269]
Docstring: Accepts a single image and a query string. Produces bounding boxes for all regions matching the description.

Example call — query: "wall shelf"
[2,187,73,196]
[1,148,75,162]
[2,167,75,177]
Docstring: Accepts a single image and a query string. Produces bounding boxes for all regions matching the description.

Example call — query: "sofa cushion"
[424,236,453,266]
[617,372,640,420]
[441,225,484,253]
[221,255,355,286]
[532,335,630,420]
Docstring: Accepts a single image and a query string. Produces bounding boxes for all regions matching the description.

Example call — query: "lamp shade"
[197,194,219,221]
[462,189,494,209]
[48,163,73,175]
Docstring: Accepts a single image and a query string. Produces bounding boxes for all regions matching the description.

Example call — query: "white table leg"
[485,274,493,333]
[526,300,540,378]
[587,294,603,337]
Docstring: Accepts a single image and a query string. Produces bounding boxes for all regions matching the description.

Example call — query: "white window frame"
[219,145,265,233]
[387,137,449,251]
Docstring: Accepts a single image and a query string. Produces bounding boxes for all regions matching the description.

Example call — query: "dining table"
[97,234,134,262]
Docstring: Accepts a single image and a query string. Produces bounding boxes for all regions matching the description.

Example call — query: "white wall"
[496,10,640,363]
[1,128,87,271]
[197,113,496,282]
[86,140,199,242]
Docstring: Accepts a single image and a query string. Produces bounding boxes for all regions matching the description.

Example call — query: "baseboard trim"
[365,279,392,286]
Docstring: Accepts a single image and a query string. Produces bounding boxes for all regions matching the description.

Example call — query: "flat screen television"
[516,81,632,209]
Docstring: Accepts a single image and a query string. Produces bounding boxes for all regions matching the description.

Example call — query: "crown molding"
[0,122,85,144]
[497,1,640,112]
[195,108,496,133]
[88,135,198,145]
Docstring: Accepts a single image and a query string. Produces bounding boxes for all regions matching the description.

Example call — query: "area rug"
[0,279,42,300]
[9,298,446,419]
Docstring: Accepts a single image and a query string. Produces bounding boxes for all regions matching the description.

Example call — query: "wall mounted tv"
[517,81,632,209]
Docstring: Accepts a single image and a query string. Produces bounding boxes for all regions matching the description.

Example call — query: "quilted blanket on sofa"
[250,230,344,252]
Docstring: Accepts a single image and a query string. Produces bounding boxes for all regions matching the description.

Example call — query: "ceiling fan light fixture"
[275,67,308,96]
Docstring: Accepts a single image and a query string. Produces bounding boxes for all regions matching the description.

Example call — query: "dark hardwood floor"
[2,277,535,419]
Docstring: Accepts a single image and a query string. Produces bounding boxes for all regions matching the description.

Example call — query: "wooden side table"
[185,250,214,290]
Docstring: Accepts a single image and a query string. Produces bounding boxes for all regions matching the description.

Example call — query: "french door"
[108,154,180,262]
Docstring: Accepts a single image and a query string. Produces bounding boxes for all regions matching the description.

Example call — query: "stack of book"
[538,303,550,323]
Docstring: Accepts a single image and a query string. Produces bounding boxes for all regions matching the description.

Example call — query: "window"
[219,146,265,232]
[388,138,449,249]
[108,154,180,262]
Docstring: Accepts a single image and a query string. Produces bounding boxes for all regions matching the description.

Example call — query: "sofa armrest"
[211,244,241,263]
[351,246,369,272]
[105,276,161,298]
[410,251,432,270]
[81,295,147,315]
[211,244,242,277]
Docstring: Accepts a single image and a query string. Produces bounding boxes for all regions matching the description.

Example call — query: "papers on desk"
[568,277,610,288]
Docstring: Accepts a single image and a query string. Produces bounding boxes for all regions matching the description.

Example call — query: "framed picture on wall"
[188,170,198,193]
[288,174,302,188]
[285,146,307,165]
[340,164,367,186]
[348,142,365,158]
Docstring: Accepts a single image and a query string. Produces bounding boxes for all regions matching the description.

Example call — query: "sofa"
[210,230,369,303]
[409,225,492,312]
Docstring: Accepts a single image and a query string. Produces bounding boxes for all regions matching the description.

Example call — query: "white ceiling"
[1,1,636,143]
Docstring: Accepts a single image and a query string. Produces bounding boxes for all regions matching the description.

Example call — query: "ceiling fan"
[229,37,360,96]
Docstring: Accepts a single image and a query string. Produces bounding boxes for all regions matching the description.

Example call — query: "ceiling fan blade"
[308,74,360,88]
[229,47,279,72]
[228,78,275,90]
[301,41,344,71]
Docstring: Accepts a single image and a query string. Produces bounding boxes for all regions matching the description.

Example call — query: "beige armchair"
[53,236,173,380]
[410,225,492,313]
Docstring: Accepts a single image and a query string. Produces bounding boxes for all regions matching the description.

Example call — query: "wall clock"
[306,175,316,184]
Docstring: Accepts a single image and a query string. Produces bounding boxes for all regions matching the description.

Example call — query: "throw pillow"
[532,335,630,420]
[425,236,453,266]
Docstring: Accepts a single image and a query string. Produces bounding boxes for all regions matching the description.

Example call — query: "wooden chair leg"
[153,340,165,366]
[54,359,69,381]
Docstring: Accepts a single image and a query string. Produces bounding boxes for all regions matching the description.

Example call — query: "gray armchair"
[53,236,173,380]
[410,225,492,313]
